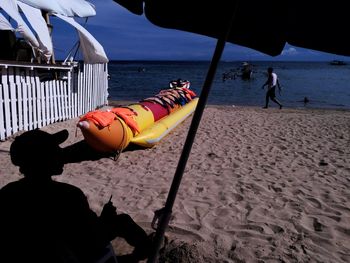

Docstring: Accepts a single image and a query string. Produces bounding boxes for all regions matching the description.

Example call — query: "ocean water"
[108,61,350,109]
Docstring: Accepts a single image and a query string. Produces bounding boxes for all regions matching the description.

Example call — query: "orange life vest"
[110,107,140,134]
[79,111,116,128]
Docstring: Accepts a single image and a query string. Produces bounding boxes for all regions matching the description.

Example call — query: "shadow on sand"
[62,140,147,163]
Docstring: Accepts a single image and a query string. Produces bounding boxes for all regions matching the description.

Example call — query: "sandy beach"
[1,105,350,262]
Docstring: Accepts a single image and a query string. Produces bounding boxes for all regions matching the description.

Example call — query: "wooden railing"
[0,61,108,140]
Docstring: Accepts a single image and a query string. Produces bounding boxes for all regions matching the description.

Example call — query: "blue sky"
[47,1,350,61]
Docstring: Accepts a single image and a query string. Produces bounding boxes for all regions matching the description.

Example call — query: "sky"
[6,0,350,62]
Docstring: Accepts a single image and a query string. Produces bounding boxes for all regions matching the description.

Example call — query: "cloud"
[281,47,298,56]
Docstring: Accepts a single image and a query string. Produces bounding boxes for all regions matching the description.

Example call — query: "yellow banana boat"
[131,98,198,147]
[77,83,197,153]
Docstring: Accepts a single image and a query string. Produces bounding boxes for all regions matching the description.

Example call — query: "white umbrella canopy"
[18,0,96,17]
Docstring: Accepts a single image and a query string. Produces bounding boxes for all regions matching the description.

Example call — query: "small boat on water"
[77,80,198,153]
[240,62,253,80]
[330,60,347,66]
[222,62,253,81]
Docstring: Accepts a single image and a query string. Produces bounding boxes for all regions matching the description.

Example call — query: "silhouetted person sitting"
[0,129,151,263]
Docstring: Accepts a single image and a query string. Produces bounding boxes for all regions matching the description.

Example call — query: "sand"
[1,105,350,262]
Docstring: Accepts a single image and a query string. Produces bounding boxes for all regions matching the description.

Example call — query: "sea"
[107,61,350,109]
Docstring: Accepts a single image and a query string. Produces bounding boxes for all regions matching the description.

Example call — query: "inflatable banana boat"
[77,80,198,153]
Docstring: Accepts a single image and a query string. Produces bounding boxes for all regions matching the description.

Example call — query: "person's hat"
[10,129,69,167]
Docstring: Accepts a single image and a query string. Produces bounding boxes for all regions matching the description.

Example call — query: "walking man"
[261,67,283,109]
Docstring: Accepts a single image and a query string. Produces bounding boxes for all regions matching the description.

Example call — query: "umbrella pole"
[147,40,227,262]
[147,8,239,263]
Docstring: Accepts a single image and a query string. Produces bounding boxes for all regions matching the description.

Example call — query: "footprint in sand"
[313,218,323,232]
[207,152,217,159]
[335,225,350,238]
[269,224,285,234]
[229,224,265,235]
[319,159,328,166]
[167,225,205,242]
[232,193,244,202]
[306,197,322,209]
[137,222,205,242]
[269,184,283,193]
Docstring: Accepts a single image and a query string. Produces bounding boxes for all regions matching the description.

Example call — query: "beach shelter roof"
[0,0,39,50]
[54,14,109,63]
[1,0,107,63]
[0,13,13,31]
[113,1,350,262]
[17,1,53,61]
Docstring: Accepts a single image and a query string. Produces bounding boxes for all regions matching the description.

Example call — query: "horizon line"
[107,59,349,62]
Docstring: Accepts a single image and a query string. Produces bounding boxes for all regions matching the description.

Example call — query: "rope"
[112,117,130,161]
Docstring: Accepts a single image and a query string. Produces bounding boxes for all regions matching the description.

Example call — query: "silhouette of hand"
[100,199,117,221]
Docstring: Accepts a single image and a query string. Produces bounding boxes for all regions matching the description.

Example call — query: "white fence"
[0,61,109,140]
